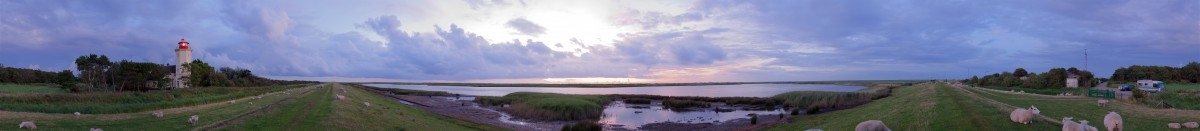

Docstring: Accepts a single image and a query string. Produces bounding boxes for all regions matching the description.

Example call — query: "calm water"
[364,84,864,97]
[600,101,784,129]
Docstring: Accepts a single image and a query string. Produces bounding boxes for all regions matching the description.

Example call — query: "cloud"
[505,18,547,36]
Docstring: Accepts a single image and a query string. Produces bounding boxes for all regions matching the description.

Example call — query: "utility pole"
[1085,49,1088,71]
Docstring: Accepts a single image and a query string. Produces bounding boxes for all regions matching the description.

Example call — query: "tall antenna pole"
[1085,49,1088,71]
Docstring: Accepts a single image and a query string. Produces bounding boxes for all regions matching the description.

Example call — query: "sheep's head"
[1080,120,1089,125]
[1063,117,1073,121]
[1029,106,1040,114]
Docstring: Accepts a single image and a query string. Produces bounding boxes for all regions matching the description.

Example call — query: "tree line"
[1110,62,1200,83]
[965,67,1096,89]
[2,54,315,92]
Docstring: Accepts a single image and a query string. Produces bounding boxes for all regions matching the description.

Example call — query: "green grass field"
[0,83,500,130]
[1166,83,1200,91]
[0,83,64,93]
[767,82,1200,130]
[0,84,311,114]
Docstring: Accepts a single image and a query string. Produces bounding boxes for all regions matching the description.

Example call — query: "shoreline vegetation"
[355,80,928,88]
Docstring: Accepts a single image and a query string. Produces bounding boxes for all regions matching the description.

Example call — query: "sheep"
[188,115,199,125]
[1097,99,1109,107]
[1104,111,1122,131]
[1009,105,1041,124]
[854,120,890,131]
[335,94,345,100]
[75,112,82,116]
[152,111,165,118]
[1081,120,1099,131]
[363,102,371,107]
[1184,122,1199,129]
[228,100,235,104]
[90,128,104,131]
[1019,90,1026,93]
[1063,117,1083,131]
[18,121,36,129]
[1169,123,1181,129]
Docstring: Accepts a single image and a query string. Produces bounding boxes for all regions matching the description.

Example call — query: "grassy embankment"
[215,83,501,131]
[476,92,608,121]
[0,83,501,130]
[0,84,322,130]
[772,85,894,114]
[0,83,65,93]
[766,82,1200,130]
[0,84,312,114]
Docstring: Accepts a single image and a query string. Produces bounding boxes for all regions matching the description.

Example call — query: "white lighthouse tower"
[173,38,192,88]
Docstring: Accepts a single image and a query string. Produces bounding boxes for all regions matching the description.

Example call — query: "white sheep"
[1184,122,1199,129]
[90,128,104,131]
[363,102,371,107]
[335,94,345,100]
[1009,105,1041,124]
[1097,99,1109,107]
[188,115,199,125]
[854,120,890,131]
[153,111,164,118]
[75,112,81,116]
[228,100,235,104]
[18,121,36,129]
[1104,111,1122,131]
[1063,117,1083,131]
[1081,120,1099,131]
[1019,90,1026,93]
[1169,123,1181,129]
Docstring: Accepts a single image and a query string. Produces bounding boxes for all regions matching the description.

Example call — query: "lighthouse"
[173,38,192,88]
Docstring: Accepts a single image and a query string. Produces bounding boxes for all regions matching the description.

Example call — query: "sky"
[0,0,1197,83]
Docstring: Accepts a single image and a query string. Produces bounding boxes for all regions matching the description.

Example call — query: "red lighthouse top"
[178,38,190,49]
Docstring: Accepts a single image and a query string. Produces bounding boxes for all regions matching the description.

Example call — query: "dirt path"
[197,84,324,131]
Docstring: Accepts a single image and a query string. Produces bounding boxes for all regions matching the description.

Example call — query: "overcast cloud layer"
[1,0,1197,82]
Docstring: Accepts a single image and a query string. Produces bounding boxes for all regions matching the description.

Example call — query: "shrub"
[790,108,800,116]
[489,92,607,121]
[1132,87,1146,99]
[750,114,758,125]
[560,121,601,131]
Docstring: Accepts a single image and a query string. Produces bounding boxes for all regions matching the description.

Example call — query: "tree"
[1014,68,1028,78]
[1184,62,1200,83]
[55,70,76,92]
[75,54,111,88]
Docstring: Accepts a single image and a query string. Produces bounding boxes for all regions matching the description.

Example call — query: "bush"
[1132,87,1146,99]
[560,121,601,131]
[790,108,800,116]
[750,114,759,125]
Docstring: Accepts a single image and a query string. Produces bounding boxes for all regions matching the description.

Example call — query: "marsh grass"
[476,92,607,121]
[622,98,652,104]
[356,84,454,96]
[662,99,710,109]
[0,84,309,113]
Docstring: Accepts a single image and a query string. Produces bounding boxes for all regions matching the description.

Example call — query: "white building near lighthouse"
[172,38,192,88]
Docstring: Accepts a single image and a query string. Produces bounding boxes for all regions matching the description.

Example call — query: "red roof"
[178,38,190,49]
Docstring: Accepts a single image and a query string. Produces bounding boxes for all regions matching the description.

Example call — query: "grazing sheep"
[335,94,345,100]
[1184,122,1199,129]
[1104,111,1122,131]
[228,100,235,104]
[1020,90,1026,93]
[75,112,81,116]
[153,111,164,118]
[1063,117,1083,131]
[1081,120,1099,131]
[90,128,104,131]
[188,115,199,125]
[363,102,371,107]
[19,121,36,129]
[1097,99,1109,107]
[1169,123,1181,129]
[854,120,890,131]
[1010,106,1041,124]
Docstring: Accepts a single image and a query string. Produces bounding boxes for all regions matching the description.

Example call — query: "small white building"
[1065,74,1080,88]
